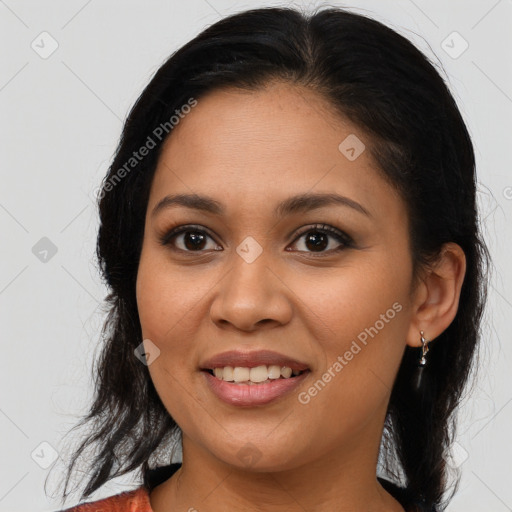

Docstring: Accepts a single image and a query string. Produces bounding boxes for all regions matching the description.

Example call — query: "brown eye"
[177,230,209,251]
[288,224,353,254]
[159,223,353,255]
[159,225,220,252]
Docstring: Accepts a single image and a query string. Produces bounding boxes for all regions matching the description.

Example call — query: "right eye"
[159,225,221,253]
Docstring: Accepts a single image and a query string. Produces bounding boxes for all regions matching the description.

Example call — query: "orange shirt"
[60,485,153,512]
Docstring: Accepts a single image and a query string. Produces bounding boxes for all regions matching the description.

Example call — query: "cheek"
[294,252,412,403]
[290,293,409,446]
[300,253,409,341]
[136,256,200,420]
[135,250,213,380]
[136,248,192,341]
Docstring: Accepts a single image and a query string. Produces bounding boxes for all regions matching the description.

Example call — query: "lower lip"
[202,370,310,407]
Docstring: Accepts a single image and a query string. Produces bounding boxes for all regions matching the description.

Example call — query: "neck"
[149,435,405,512]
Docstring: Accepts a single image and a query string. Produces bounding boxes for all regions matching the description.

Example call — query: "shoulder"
[54,485,152,512]
[52,463,182,512]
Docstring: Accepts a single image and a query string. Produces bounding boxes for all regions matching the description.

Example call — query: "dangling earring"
[412,330,430,391]
[419,330,429,365]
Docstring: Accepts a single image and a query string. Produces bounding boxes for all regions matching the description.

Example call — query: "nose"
[209,255,293,333]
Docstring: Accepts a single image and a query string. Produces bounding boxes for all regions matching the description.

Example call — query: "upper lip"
[200,350,310,371]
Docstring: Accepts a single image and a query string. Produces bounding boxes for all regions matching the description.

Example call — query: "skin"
[135,81,466,512]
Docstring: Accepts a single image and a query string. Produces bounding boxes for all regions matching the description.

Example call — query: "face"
[136,81,418,473]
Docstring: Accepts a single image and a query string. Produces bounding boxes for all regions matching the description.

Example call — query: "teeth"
[233,367,250,382]
[250,365,269,383]
[280,366,292,379]
[218,366,233,380]
[268,365,281,379]
[210,365,304,383]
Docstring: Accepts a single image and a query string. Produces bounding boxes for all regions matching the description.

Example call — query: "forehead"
[149,82,404,220]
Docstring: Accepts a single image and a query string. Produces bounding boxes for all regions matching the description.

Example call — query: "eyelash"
[158,223,354,257]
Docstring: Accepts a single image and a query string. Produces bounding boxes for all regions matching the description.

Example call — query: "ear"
[405,242,467,347]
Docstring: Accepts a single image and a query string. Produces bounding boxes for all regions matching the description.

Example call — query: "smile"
[202,367,310,406]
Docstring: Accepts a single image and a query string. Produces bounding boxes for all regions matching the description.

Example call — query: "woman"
[51,5,490,512]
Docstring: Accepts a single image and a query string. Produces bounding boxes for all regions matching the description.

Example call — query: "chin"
[205,438,307,473]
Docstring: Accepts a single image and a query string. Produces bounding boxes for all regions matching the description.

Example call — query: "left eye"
[290,224,353,254]
[159,223,353,255]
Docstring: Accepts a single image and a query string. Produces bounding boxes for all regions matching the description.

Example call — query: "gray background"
[1,1,511,511]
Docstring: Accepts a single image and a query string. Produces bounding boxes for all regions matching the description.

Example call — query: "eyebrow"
[151,192,372,219]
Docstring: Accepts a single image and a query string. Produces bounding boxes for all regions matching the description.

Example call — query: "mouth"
[199,349,311,406]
